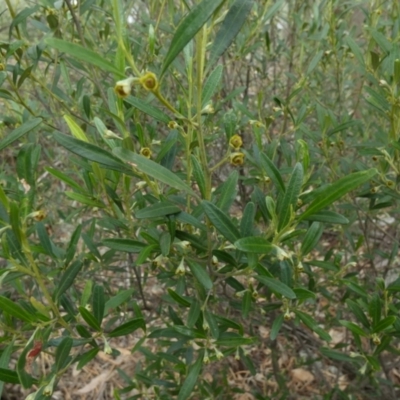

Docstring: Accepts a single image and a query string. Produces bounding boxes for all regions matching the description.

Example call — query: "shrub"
[0,0,400,399]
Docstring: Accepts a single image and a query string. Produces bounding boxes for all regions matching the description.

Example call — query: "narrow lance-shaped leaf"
[187,260,213,291]
[92,285,105,325]
[125,96,171,123]
[202,201,240,244]
[113,148,197,197]
[45,38,125,77]
[53,132,134,175]
[208,0,254,70]
[55,260,83,300]
[278,163,303,230]
[0,118,42,151]
[216,170,238,212]
[298,169,378,221]
[161,0,226,77]
[255,275,296,299]
[0,296,33,323]
[235,236,274,254]
[55,337,73,372]
[135,202,181,219]
[177,352,204,400]
[260,153,285,193]
[300,222,323,256]
[202,64,223,107]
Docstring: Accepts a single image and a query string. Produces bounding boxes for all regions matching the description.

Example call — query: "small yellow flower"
[139,71,159,91]
[230,152,245,166]
[168,121,178,129]
[28,210,46,221]
[114,77,135,98]
[229,134,243,150]
[140,147,152,158]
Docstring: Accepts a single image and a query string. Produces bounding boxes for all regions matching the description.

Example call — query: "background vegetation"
[0,0,400,399]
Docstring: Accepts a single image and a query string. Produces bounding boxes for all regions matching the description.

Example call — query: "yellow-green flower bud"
[168,121,178,129]
[229,134,243,150]
[230,152,245,166]
[139,71,159,91]
[140,147,152,159]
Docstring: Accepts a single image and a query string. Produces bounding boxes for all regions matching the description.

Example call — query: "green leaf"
[208,0,254,69]
[346,299,370,329]
[340,320,368,337]
[45,38,125,77]
[0,342,14,396]
[53,132,133,175]
[0,368,19,384]
[202,64,223,107]
[215,336,255,347]
[301,222,323,256]
[0,118,41,151]
[176,212,207,232]
[270,314,284,341]
[0,296,33,322]
[93,285,105,325]
[79,306,101,331]
[113,148,197,196]
[328,120,360,136]
[215,170,238,212]
[135,201,181,219]
[177,352,204,400]
[102,238,146,253]
[77,348,100,370]
[204,310,219,339]
[55,337,73,372]
[298,169,378,221]
[234,236,274,253]
[161,0,226,77]
[242,290,252,318]
[260,153,285,193]
[320,347,355,363]
[108,318,146,337]
[55,260,83,300]
[302,210,349,224]
[191,155,206,198]
[46,167,86,194]
[278,163,303,230]
[202,201,240,244]
[65,224,82,266]
[105,289,135,313]
[187,260,213,291]
[255,276,296,299]
[240,201,256,237]
[373,316,396,333]
[295,310,332,341]
[167,289,191,307]
[64,114,88,142]
[293,288,316,301]
[124,96,171,123]
[263,0,284,22]
[36,222,55,258]
[65,191,105,208]
[136,244,158,266]
[306,50,323,75]
[346,36,364,65]
[186,300,201,329]
[369,294,381,326]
